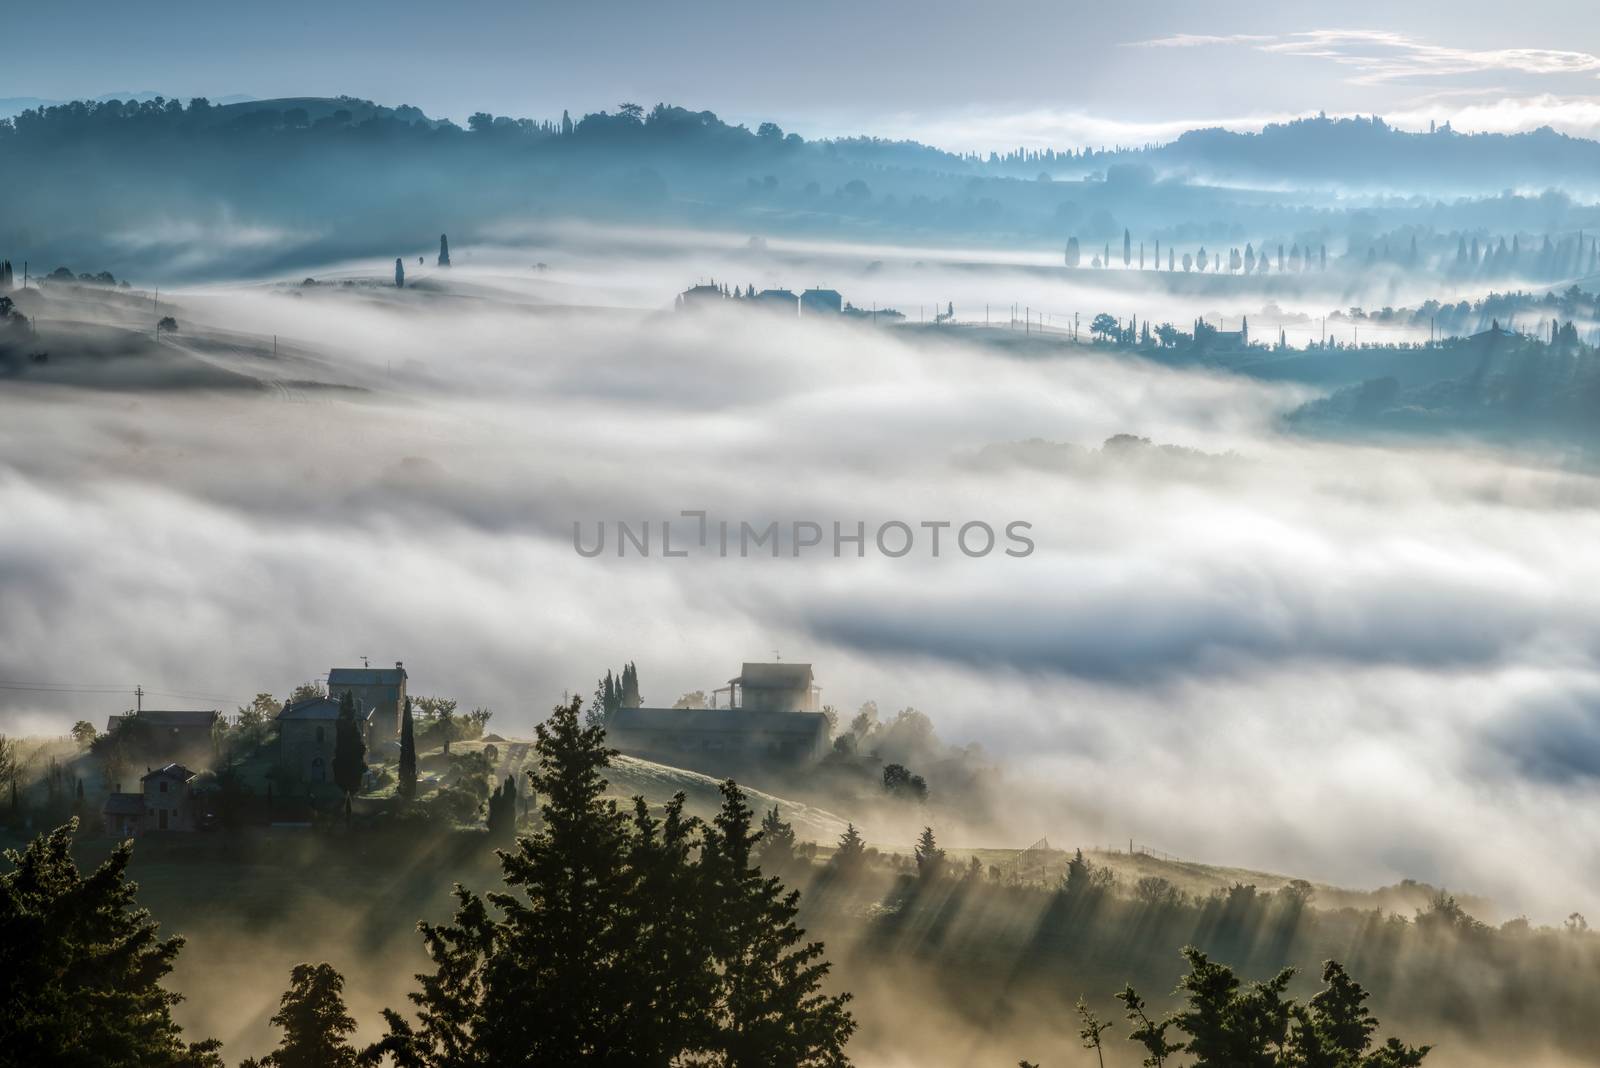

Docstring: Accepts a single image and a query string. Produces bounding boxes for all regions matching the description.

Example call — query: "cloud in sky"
[1133,27,1600,84]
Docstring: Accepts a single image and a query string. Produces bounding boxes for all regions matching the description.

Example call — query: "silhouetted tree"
[394,258,405,288]
[1079,998,1113,1068]
[486,775,518,841]
[757,804,797,867]
[1117,984,1181,1067]
[913,826,945,877]
[831,822,866,875]
[0,822,224,1066]
[398,696,417,800]
[881,762,927,801]
[256,963,358,1068]
[438,233,450,267]
[332,690,366,823]
[701,780,856,1065]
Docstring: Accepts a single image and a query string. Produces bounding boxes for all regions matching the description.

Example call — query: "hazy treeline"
[785,831,1599,1065]
[7,96,1600,281]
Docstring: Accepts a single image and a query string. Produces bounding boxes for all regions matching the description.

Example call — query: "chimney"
[396,661,404,671]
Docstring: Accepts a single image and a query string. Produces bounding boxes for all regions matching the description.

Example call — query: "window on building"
[159,809,168,830]
[315,726,325,744]
[312,757,325,783]
[159,780,168,793]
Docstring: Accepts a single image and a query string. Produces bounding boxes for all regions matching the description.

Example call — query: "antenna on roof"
[361,656,370,668]
[773,649,781,661]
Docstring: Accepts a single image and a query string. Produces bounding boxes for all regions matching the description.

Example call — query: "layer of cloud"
[6,247,1600,924]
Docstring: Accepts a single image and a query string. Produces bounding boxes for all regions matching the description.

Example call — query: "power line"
[0,680,238,704]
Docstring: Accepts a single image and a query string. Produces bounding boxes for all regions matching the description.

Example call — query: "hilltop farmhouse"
[276,661,409,784]
[325,661,408,744]
[607,661,830,771]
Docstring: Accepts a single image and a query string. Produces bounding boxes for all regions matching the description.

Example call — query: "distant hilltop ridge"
[9,94,1600,283]
[8,94,1600,187]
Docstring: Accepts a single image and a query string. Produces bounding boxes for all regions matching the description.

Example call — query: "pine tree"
[0,822,224,1066]
[625,791,716,1061]
[332,690,366,824]
[1172,948,1293,1067]
[258,963,358,1068]
[831,823,865,874]
[914,826,945,877]
[374,699,856,1067]
[438,233,451,267]
[398,696,417,801]
[375,696,641,1063]
[395,258,405,288]
[701,780,855,1066]
[756,804,797,867]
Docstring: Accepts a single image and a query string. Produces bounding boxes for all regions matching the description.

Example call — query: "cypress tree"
[438,233,451,267]
[332,691,366,825]
[398,696,417,801]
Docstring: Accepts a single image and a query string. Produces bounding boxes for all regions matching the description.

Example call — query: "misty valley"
[10,26,1600,1067]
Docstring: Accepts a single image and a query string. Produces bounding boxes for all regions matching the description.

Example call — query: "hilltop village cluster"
[86,659,829,836]
[675,280,907,321]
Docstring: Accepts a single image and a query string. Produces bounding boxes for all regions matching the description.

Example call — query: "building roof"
[611,706,828,736]
[755,289,798,300]
[141,763,196,783]
[732,662,815,688]
[276,697,376,722]
[801,288,841,299]
[327,664,406,687]
[102,793,146,816]
[278,696,375,721]
[106,709,218,733]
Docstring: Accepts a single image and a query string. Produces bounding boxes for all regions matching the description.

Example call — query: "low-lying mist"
[6,246,1600,931]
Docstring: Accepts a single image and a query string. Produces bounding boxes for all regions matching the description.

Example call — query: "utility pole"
[1025,306,1030,335]
[135,685,143,714]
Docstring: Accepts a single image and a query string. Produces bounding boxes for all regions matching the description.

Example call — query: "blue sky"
[9,0,1600,150]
